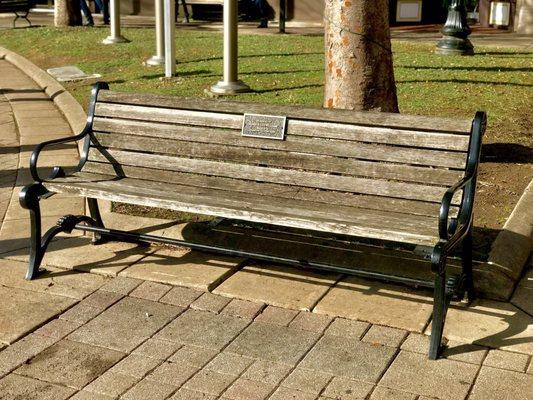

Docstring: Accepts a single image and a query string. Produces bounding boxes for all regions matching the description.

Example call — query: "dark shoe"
[257,19,268,28]
[84,21,94,26]
[103,20,110,25]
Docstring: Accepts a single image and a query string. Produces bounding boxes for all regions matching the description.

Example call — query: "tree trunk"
[324,0,399,112]
[55,0,82,26]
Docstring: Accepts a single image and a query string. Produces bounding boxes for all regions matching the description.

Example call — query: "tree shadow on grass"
[398,65,533,73]
[398,78,533,87]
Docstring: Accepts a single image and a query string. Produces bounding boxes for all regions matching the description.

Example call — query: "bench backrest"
[84,90,475,219]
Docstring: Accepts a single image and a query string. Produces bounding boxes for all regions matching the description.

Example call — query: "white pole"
[147,0,165,65]
[163,0,176,77]
[210,0,250,94]
[102,0,130,44]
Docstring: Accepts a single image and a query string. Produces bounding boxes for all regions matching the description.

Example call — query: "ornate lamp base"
[210,80,251,95]
[436,36,474,56]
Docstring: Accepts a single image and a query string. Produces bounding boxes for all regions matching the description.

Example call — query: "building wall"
[117,0,446,25]
[515,0,533,33]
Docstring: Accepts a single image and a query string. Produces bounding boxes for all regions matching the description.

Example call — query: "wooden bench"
[0,0,32,27]
[21,82,486,359]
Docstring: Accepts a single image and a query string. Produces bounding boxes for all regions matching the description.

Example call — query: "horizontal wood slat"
[90,132,464,185]
[87,150,463,204]
[97,91,472,134]
[46,173,440,246]
[81,161,460,217]
[92,117,467,169]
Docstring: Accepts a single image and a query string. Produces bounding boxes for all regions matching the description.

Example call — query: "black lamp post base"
[436,36,474,56]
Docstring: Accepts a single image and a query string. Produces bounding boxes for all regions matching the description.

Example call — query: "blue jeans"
[252,0,267,19]
[80,0,109,24]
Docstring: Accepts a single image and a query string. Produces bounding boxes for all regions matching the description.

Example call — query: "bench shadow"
[481,143,533,164]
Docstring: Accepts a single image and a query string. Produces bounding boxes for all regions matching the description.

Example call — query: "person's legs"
[254,0,267,28]
[80,0,95,25]
[94,0,110,24]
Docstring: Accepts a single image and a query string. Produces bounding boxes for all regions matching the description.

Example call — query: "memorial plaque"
[242,113,287,140]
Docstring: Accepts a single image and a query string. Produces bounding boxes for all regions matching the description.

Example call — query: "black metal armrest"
[29,131,89,183]
[29,81,109,184]
[438,175,474,243]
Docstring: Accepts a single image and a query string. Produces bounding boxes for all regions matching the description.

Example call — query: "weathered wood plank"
[92,118,467,169]
[81,161,460,217]
[46,174,440,246]
[287,120,470,151]
[93,112,470,151]
[87,149,462,204]
[97,90,472,133]
[91,132,464,185]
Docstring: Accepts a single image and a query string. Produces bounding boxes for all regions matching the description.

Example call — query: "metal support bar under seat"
[74,223,436,289]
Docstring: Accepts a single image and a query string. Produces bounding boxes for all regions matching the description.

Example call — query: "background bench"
[21,82,486,359]
[0,0,32,27]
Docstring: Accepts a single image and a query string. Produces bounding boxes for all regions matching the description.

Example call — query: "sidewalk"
[1,12,532,50]
[0,55,532,400]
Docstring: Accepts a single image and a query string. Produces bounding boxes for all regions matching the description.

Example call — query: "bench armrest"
[29,81,109,184]
[438,175,474,242]
[29,131,90,183]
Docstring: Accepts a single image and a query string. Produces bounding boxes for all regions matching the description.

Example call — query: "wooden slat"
[286,120,470,151]
[46,174,440,246]
[97,91,472,134]
[87,149,461,204]
[94,110,470,152]
[81,161,460,217]
[91,132,464,185]
[92,117,467,169]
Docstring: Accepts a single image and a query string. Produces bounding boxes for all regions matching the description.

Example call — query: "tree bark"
[55,0,82,26]
[324,0,399,112]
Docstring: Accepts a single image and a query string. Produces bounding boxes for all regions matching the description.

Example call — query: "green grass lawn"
[1,26,531,147]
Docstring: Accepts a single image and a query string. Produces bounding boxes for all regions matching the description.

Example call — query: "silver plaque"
[242,113,287,140]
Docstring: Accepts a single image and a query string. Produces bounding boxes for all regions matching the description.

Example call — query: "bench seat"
[46,171,441,247]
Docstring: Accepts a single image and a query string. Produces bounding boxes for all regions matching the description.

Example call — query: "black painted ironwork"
[279,0,286,33]
[21,82,487,360]
[436,0,474,55]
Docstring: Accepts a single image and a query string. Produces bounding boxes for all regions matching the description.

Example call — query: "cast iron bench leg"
[20,184,104,280]
[19,184,48,280]
[87,198,109,244]
[462,227,475,303]
[429,270,447,359]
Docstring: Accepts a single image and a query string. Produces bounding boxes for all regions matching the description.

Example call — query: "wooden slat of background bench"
[47,173,440,246]
[86,150,461,204]
[97,91,472,134]
[80,162,459,218]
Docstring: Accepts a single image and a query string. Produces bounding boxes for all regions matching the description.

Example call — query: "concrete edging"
[0,46,87,147]
[485,179,533,300]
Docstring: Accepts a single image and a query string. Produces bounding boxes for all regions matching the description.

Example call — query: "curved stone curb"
[0,46,86,152]
[485,179,533,300]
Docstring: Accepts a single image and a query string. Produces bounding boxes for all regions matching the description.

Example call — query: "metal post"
[164,0,176,77]
[279,0,286,33]
[210,0,250,94]
[147,0,165,65]
[102,0,130,44]
[436,0,474,55]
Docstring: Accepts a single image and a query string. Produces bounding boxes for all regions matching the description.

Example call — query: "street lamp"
[436,0,474,55]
